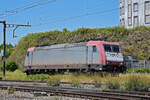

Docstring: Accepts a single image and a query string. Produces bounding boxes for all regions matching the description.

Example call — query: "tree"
[63,28,69,33]
[0,44,14,58]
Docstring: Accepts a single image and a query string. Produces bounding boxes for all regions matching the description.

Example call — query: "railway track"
[0,80,95,86]
[0,81,150,100]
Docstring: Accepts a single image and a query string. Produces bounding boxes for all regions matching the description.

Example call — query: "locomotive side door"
[88,46,93,64]
[88,45,99,64]
[27,51,33,65]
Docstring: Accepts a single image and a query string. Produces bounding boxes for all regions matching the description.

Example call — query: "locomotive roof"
[34,42,87,51]
[87,41,120,46]
[27,41,120,51]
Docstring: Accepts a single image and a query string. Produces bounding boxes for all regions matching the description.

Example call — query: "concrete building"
[120,0,150,28]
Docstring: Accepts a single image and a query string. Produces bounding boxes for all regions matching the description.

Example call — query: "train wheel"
[26,70,31,75]
[122,66,127,73]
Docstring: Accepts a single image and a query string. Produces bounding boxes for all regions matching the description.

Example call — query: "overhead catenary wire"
[0,0,56,18]
[30,0,119,27]
[35,0,118,23]
[6,0,56,14]
[32,7,119,27]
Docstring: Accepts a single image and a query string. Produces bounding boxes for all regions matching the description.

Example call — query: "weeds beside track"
[0,81,150,100]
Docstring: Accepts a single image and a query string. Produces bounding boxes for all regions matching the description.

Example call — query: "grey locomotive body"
[24,41,124,74]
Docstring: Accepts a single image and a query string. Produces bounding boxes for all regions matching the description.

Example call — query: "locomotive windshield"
[103,44,120,53]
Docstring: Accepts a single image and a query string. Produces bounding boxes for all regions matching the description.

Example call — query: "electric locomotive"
[24,41,125,74]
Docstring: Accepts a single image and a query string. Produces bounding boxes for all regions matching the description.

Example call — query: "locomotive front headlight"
[120,62,123,65]
[106,61,109,64]
[106,61,110,64]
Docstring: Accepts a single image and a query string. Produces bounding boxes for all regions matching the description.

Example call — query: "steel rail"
[0,80,96,85]
[0,84,150,100]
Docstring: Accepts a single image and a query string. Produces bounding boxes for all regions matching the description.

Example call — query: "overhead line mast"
[0,21,6,77]
[0,21,31,77]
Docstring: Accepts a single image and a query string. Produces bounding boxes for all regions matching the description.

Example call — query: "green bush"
[6,61,18,72]
[71,82,81,88]
[94,81,102,88]
[8,88,15,94]
[106,81,120,90]
[127,68,150,73]
[27,74,49,81]
[47,80,60,86]
[124,77,150,91]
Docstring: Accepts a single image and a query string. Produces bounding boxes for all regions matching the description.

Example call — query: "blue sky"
[0,0,119,45]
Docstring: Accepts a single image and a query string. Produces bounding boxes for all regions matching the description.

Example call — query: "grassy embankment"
[5,26,150,68]
[1,70,150,84]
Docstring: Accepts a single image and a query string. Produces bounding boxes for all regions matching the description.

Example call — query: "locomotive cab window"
[103,45,111,52]
[112,45,120,53]
[103,44,120,53]
[93,46,97,52]
[27,52,29,56]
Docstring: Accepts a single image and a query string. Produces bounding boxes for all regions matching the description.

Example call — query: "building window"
[122,6,125,15]
[145,1,150,24]
[120,0,122,4]
[120,19,122,26]
[145,15,150,24]
[120,7,122,16]
[128,0,132,4]
[122,18,125,27]
[133,3,138,12]
[120,6,125,16]
[122,0,125,5]
[134,16,139,27]
[128,17,132,26]
[128,3,132,26]
[128,4,132,17]
[120,0,125,16]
